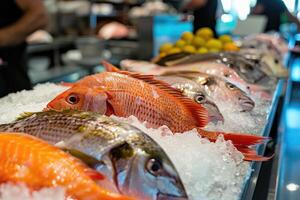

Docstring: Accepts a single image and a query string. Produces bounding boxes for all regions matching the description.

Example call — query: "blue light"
[286,107,300,129]
[291,65,300,81]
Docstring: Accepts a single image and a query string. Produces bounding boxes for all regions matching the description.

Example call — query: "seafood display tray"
[240,79,284,200]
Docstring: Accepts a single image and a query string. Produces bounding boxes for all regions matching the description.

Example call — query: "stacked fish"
[0,33,288,200]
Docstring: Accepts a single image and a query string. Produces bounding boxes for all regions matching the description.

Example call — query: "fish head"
[195,75,255,112]
[192,92,224,124]
[222,56,266,84]
[107,132,187,200]
[220,81,255,112]
[47,86,113,115]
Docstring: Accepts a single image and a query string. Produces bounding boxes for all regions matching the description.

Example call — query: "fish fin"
[84,168,105,180]
[61,148,105,180]
[62,148,106,169]
[102,61,209,127]
[102,60,121,72]
[16,112,35,121]
[197,128,271,161]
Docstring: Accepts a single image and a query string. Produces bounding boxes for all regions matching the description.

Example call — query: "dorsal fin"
[62,148,105,180]
[102,61,209,127]
[16,112,35,121]
[102,60,121,72]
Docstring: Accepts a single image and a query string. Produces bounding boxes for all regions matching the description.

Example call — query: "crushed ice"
[0,83,68,123]
[0,83,270,200]
[204,91,272,135]
[0,183,67,200]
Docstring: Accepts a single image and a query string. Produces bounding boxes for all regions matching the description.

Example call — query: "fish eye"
[195,93,205,103]
[146,158,163,176]
[66,94,80,105]
[224,73,230,78]
[226,82,236,90]
[274,59,279,64]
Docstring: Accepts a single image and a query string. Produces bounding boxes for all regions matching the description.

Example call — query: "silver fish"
[239,49,288,78]
[0,110,187,200]
[159,71,255,112]
[155,75,224,124]
[156,52,269,84]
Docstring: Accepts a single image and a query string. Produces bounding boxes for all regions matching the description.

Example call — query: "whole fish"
[154,52,269,85]
[0,111,187,200]
[157,71,255,112]
[239,49,288,78]
[120,57,271,99]
[154,75,224,124]
[0,133,132,200]
[241,33,288,57]
[46,62,270,161]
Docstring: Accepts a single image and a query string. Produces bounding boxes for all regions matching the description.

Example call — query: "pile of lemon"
[159,28,239,57]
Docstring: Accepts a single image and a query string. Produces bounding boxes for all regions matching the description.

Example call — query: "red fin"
[102,61,209,127]
[102,60,120,72]
[198,128,271,161]
[84,168,105,180]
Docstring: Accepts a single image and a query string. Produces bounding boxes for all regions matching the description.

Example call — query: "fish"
[0,132,132,200]
[154,53,270,85]
[120,57,272,99]
[241,33,288,57]
[154,75,224,124]
[157,71,255,112]
[46,62,270,161]
[0,111,187,200]
[239,49,288,78]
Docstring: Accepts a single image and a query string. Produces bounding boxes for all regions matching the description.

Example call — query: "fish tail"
[197,128,272,161]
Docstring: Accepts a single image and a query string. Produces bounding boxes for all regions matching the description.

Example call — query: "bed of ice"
[205,94,272,135]
[0,83,273,200]
[0,183,67,200]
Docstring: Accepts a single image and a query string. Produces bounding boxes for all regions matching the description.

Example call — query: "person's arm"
[184,0,207,10]
[0,0,48,47]
[251,3,264,14]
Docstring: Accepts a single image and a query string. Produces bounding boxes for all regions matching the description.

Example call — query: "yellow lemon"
[167,47,182,55]
[192,36,205,48]
[196,27,214,40]
[181,32,194,42]
[197,47,208,54]
[175,40,186,49]
[159,43,173,53]
[206,39,222,50]
[159,52,167,58]
[183,45,196,54]
[219,35,232,43]
[209,48,220,53]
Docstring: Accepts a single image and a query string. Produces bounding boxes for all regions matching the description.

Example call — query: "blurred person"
[0,0,48,98]
[166,0,218,35]
[252,0,300,32]
[184,0,218,35]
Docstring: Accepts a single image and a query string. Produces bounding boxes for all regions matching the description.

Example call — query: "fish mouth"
[157,192,188,200]
[204,101,224,124]
[238,95,255,112]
